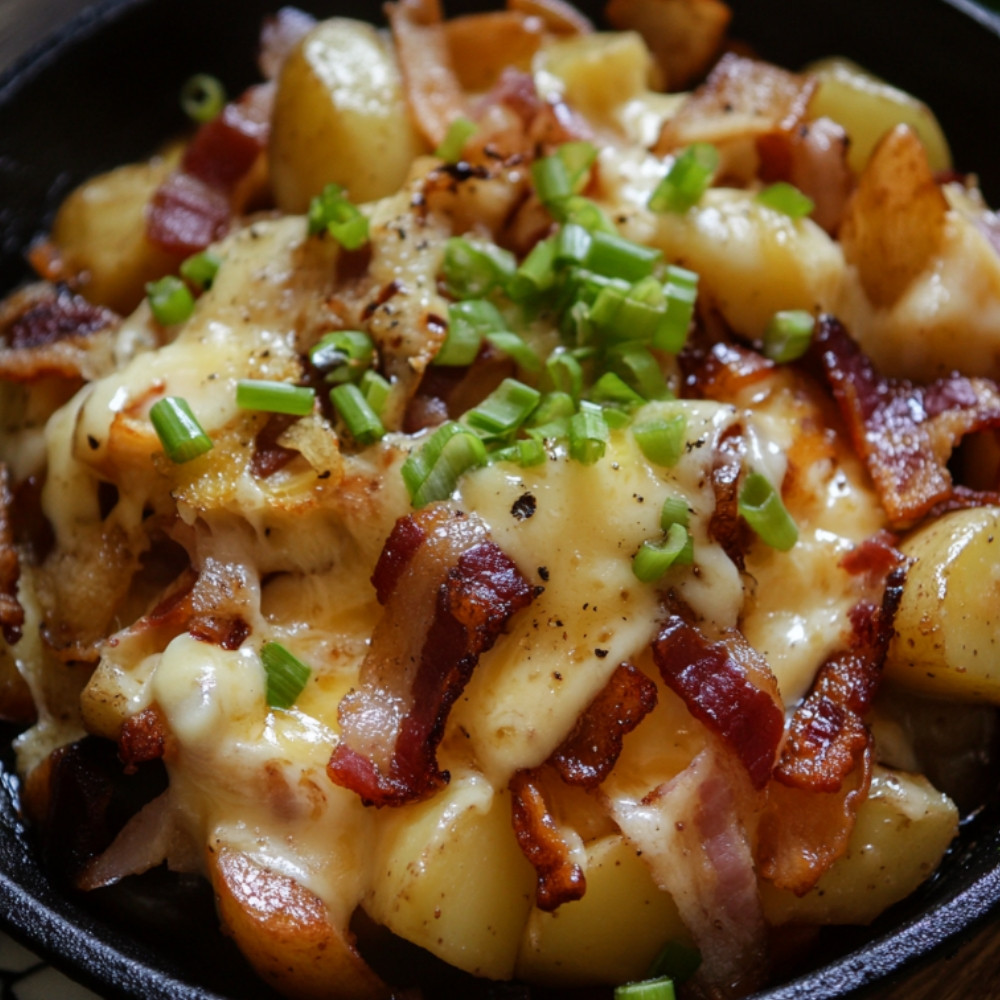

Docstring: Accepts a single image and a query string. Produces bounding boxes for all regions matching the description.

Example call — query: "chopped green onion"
[556,141,598,193]
[485,331,542,373]
[660,494,690,531]
[655,267,699,352]
[465,378,541,438]
[260,641,311,710]
[442,237,516,300]
[585,230,663,283]
[546,351,584,402]
[179,250,222,292]
[756,181,815,220]
[601,406,632,430]
[236,379,315,416]
[614,975,677,1000]
[590,371,646,409]
[529,391,575,428]
[632,522,693,583]
[493,436,547,467]
[607,345,670,401]
[146,276,194,326]
[532,153,574,207]
[149,396,213,463]
[436,300,507,366]
[330,383,385,446]
[738,472,798,551]
[307,184,369,250]
[648,143,719,213]
[180,73,226,124]
[435,116,477,162]
[402,421,488,507]
[555,223,593,266]
[633,414,687,467]
[507,236,557,302]
[560,196,616,232]
[762,309,815,363]
[568,400,609,464]
[310,330,375,383]
[360,370,391,416]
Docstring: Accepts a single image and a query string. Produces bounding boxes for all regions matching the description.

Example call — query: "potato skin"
[269,19,427,213]
[209,846,388,1000]
[886,506,1000,702]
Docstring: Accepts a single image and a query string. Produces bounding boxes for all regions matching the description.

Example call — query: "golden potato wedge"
[840,123,949,308]
[886,506,1000,702]
[50,156,183,315]
[209,846,388,1000]
[269,18,427,212]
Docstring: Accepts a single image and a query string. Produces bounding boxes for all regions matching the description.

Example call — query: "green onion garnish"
[590,371,646,409]
[556,141,598,193]
[330,383,385,446]
[585,230,663,283]
[360,369,391,416]
[493,436,547,467]
[614,975,677,1000]
[310,330,375,383]
[507,236,557,302]
[532,154,574,207]
[738,471,798,551]
[149,396,213,464]
[568,400,609,465]
[655,267,699,352]
[434,116,477,163]
[466,378,541,438]
[648,143,720,213]
[402,421,488,507]
[179,250,222,292]
[607,345,670,401]
[755,181,815,220]
[146,276,195,326]
[485,331,542,373]
[236,379,315,416]
[442,237,516,300]
[632,522,693,583]
[307,184,369,250]
[546,351,584,402]
[260,641,311,710]
[561,195,616,233]
[435,300,507,366]
[762,309,815,363]
[180,73,227,124]
[555,223,593,266]
[633,414,686,467]
[660,494,690,531]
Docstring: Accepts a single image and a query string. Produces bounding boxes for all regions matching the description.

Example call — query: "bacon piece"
[607,747,769,998]
[146,85,272,255]
[708,424,748,572]
[550,662,658,788]
[652,603,783,791]
[387,0,468,148]
[0,466,24,646]
[329,507,535,806]
[118,705,168,771]
[250,413,300,479]
[757,565,905,895]
[813,314,1000,529]
[681,338,776,403]
[510,769,586,911]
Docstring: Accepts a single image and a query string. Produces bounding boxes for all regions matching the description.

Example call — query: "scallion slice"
[180,73,226,124]
[633,414,687,467]
[260,641,311,710]
[756,181,815,220]
[557,140,598,193]
[607,345,670,401]
[436,300,507,366]
[465,378,541,438]
[309,330,375,383]
[149,396,213,463]
[546,351,584,402]
[660,494,690,531]
[236,379,315,416]
[402,421,488,507]
[555,223,593,266]
[360,370,391,416]
[485,331,542,373]
[307,184,369,250]
[762,309,815,363]
[590,371,646,409]
[442,237,516,300]
[614,975,677,1000]
[330,383,385,446]
[179,250,222,292]
[648,143,719,213]
[507,237,557,302]
[655,268,699,352]
[738,471,798,551]
[435,116,477,163]
[584,230,663,283]
[561,195,616,232]
[532,153,573,207]
[568,400,609,465]
[632,522,692,583]
[146,276,195,326]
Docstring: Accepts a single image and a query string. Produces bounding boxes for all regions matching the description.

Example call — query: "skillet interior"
[1,1,1000,997]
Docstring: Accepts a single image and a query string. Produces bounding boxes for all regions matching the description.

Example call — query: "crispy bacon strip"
[329,507,535,806]
[813,314,1000,529]
[550,662,658,787]
[652,603,784,791]
[146,85,272,256]
[757,563,906,895]
[118,705,168,771]
[510,769,586,911]
[0,465,24,646]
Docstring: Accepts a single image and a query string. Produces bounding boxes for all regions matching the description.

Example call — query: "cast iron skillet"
[2,1,1000,997]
